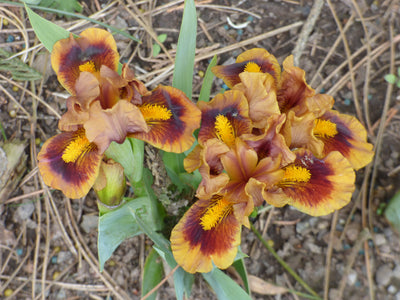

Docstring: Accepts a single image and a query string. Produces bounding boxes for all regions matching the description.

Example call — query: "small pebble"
[348,270,357,285]
[246,16,253,22]
[16,248,23,256]
[237,29,243,36]
[388,285,397,294]
[221,83,229,90]
[52,271,61,280]
[51,256,57,264]
[3,19,9,26]
[376,264,393,286]
[6,35,14,43]
[344,99,351,106]
[223,25,229,30]
[9,110,16,118]
[12,86,19,92]
[198,70,204,78]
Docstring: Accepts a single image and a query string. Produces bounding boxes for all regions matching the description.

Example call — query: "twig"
[292,0,324,66]
[323,211,338,300]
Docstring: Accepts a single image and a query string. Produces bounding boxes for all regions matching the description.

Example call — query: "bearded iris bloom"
[38,28,201,199]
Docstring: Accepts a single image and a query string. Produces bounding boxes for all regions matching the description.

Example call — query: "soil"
[1,0,400,299]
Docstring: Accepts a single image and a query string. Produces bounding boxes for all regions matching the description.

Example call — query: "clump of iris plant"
[37,28,201,200]
[170,48,374,274]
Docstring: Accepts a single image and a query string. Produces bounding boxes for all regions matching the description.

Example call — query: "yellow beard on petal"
[200,197,232,231]
[79,61,96,73]
[140,104,172,121]
[314,119,338,138]
[62,134,91,163]
[279,165,311,187]
[244,61,261,73]
[215,114,235,147]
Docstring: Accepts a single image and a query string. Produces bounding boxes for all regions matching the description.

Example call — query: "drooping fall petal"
[131,85,201,153]
[263,149,355,216]
[51,28,119,94]
[212,48,281,88]
[37,128,102,199]
[171,196,241,273]
[197,90,252,147]
[315,110,374,170]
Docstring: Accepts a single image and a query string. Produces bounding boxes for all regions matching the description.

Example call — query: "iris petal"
[131,85,201,153]
[51,28,119,94]
[264,149,355,216]
[37,129,102,199]
[170,196,241,273]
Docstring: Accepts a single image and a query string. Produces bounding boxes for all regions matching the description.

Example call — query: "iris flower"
[38,28,201,199]
[171,139,283,273]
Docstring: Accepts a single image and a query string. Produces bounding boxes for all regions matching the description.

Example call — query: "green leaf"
[232,259,251,295]
[153,34,167,57]
[198,55,217,102]
[202,268,252,300]
[36,0,82,15]
[172,0,197,99]
[384,191,400,235]
[98,197,156,271]
[384,74,397,85]
[25,4,71,52]
[0,49,42,81]
[142,248,164,300]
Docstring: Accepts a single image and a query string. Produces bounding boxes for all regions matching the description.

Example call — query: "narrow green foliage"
[202,268,252,300]
[172,0,197,99]
[25,4,70,52]
[142,249,164,300]
[198,55,217,102]
[384,67,400,88]
[25,0,83,15]
[232,259,251,295]
[0,49,42,81]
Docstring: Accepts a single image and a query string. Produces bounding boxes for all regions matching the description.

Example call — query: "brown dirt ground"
[1,0,400,299]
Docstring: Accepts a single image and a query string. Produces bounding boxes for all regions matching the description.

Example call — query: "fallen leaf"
[248,275,288,295]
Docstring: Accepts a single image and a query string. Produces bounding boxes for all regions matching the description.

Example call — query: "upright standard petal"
[131,86,201,153]
[171,196,241,273]
[315,110,374,170]
[51,28,119,94]
[197,90,252,147]
[212,48,281,88]
[264,149,355,216]
[233,72,280,128]
[37,128,102,199]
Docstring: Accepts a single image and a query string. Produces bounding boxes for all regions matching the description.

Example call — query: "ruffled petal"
[51,28,119,94]
[197,90,252,147]
[37,128,102,199]
[233,72,280,128]
[171,196,241,273]
[131,85,201,153]
[316,110,374,170]
[84,100,148,153]
[212,48,281,88]
[264,149,355,216]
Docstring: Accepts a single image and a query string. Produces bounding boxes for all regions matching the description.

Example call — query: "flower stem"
[250,222,322,299]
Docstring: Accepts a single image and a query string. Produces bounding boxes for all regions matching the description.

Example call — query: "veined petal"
[84,100,148,153]
[277,55,315,114]
[131,85,201,153]
[212,48,281,88]
[316,110,374,170]
[171,196,241,273]
[37,128,102,199]
[197,90,252,147]
[264,149,355,216]
[233,72,280,128]
[51,28,119,94]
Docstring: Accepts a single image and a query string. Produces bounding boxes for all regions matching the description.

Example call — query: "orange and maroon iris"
[212,48,281,89]
[170,195,241,274]
[51,28,119,94]
[37,128,102,199]
[263,149,355,216]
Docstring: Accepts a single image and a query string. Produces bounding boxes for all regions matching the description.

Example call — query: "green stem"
[250,222,322,299]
